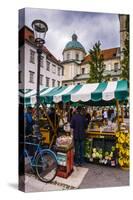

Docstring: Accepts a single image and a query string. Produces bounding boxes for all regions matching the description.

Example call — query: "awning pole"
[116,100,120,130]
[41,104,57,148]
[121,103,124,123]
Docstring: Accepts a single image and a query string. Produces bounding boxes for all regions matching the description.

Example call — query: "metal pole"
[116,100,120,130]
[35,48,42,137]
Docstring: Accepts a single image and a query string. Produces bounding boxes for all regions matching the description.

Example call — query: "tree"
[121,15,129,80]
[87,41,105,83]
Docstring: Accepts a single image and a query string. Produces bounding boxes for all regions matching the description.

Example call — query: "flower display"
[116,130,130,168]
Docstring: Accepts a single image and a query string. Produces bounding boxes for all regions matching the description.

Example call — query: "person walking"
[25,106,34,136]
[70,106,88,166]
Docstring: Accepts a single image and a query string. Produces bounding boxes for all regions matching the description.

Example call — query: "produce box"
[85,136,117,167]
[40,128,50,144]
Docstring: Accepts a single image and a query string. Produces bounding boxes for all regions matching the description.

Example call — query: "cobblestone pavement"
[79,163,129,189]
[19,163,129,192]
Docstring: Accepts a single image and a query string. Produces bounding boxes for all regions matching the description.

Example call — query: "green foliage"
[87,41,105,83]
[121,15,129,81]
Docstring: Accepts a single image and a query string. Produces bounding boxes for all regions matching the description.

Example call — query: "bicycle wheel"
[35,150,58,183]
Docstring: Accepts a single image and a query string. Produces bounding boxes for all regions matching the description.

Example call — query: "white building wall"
[104,58,120,71]
[19,42,63,89]
[63,49,85,61]
[81,58,120,75]
[63,62,80,80]
[80,63,90,74]
[19,46,25,89]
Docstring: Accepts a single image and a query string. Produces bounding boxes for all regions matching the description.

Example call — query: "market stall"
[19,80,129,169]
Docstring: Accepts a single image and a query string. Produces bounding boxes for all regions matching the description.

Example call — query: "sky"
[19,7,120,60]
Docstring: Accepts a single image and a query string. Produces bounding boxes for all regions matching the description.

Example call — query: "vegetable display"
[84,137,116,166]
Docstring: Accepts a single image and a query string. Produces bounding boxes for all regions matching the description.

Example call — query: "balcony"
[103,69,121,76]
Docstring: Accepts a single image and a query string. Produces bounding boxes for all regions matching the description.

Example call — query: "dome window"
[76,53,79,60]
[81,68,85,74]
[67,53,70,60]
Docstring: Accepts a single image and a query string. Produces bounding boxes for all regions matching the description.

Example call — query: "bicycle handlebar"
[24,135,44,143]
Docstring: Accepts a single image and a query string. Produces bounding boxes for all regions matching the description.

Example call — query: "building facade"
[62,34,86,85]
[19,15,128,89]
[19,26,63,90]
[61,14,129,85]
[62,34,121,85]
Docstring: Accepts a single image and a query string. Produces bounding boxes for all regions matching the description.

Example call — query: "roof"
[19,80,128,105]
[19,26,63,67]
[63,34,86,53]
[81,47,120,65]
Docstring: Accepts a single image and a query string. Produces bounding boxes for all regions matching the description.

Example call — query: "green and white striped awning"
[19,80,129,105]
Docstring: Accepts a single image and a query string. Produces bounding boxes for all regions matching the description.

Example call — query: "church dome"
[63,34,85,53]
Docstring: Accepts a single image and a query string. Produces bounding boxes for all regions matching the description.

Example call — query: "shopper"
[108,108,112,120]
[103,109,108,121]
[110,108,115,122]
[25,106,34,136]
[48,107,59,126]
[86,111,91,125]
[70,106,88,166]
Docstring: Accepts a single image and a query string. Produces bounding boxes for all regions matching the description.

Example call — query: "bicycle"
[19,135,58,183]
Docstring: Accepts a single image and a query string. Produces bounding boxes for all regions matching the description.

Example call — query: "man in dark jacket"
[70,106,88,166]
[25,106,34,136]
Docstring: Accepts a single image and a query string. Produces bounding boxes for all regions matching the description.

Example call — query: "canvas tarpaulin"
[19,80,129,105]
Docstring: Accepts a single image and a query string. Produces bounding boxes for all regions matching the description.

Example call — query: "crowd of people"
[19,103,128,167]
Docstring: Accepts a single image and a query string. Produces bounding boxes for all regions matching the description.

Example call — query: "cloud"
[19,8,120,60]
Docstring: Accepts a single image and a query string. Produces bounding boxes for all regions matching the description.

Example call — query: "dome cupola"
[72,33,78,41]
[63,33,85,53]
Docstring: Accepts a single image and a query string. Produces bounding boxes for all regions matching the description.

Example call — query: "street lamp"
[32,20,48,136]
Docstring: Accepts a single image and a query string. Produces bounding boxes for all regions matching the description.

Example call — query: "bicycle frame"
[22,141,57,172]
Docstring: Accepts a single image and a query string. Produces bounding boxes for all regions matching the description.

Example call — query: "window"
[46,77,50,87]
[58,67,60,76]
[46,61,50,71]
[40,56,44,68]
[76,53,79,60]
[114,63,119,72]
[29,71,35,83]
[52,64,56,73]
[67,53,70,60]
[108,64,111,71]
[30,49,35,64]
[40,74,43,85]
[62,67,64,76]
[57,81,60,87]
[81,68,85,74]
[52,79,56,87]
[103,64,106,70]
[19,71,22,83]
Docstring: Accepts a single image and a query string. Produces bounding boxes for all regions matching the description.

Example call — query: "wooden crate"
[56,148,74,178]
[40,128,50,144]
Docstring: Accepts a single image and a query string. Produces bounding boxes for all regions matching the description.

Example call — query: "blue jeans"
[74,139,84,164]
